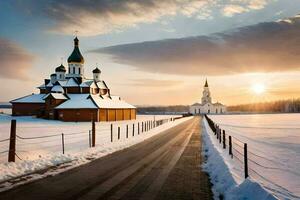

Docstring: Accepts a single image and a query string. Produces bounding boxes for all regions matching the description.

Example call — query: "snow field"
[0,114,191,188]
[204,114,300,200]
[202,118,277,200]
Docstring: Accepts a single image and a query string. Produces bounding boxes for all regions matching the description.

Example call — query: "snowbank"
[0,115,192,191]
[202,119,277,200]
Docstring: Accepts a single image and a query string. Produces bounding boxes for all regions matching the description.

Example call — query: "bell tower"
[201,79,212,104]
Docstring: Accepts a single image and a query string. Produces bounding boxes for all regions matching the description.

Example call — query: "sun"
[251,83,266,95]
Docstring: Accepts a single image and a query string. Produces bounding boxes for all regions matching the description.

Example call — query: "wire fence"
[204,115,296,196]
[0,116,181,162]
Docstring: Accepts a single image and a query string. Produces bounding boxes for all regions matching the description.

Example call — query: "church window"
[198,109,200,114]
[79,68,81,74]
[208,109,210,113]
[73,67,75,74]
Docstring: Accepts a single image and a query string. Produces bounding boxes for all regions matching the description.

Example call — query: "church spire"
[204,79,208,87]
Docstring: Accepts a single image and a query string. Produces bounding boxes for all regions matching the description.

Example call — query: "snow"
[202,118,277,200]
[203,114,300,199]
[91,94,136,109]
[96,81,108,89]
[0,114,188,189]
[55,94,97,109]
[43,93,68,100]
[10,94,45,103]
[65,78,78,87]
[51,85,65,93]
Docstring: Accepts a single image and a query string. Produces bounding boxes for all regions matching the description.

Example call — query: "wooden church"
[11,37,136,122]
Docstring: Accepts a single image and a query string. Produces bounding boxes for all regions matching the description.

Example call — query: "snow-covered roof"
[55,94,97,109]
[80,81,92,88]
[37,84,46,89]
[96,81,108,89]
[55,94,135,109]
[46,82,53,87]
[91,94,136,109]
[10,94,45,104]
[51,85,64,93]
[43,93,68,100]
[57,80,67,87]
[65,78,79,87]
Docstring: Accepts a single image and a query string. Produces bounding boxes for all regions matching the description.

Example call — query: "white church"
[190,80,226,115]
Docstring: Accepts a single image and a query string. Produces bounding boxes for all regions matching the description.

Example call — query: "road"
[0,117,212,200]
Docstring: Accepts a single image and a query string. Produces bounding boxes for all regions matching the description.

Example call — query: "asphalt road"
[0,117,212,200]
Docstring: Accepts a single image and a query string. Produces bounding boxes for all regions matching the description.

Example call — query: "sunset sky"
[1,0,300,106]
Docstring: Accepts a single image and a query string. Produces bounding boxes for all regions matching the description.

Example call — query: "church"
[190,80,226,115]
[10,37,136,122]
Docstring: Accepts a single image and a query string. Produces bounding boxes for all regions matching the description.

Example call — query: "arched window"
[198,108,200,114]
[73,67,75,74]
[79,68,81,74]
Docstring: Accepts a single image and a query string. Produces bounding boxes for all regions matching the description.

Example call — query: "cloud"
[90,15,300,76]
[223,5,248,17]
[0,38,34,80]
[128,79,182,87]
[222,0,269,17]
[14,0,270,36]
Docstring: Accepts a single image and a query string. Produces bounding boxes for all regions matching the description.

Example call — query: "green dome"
[55,64,66,72]
[67,37,84,64]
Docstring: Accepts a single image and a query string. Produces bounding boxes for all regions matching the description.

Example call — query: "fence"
[0,117,176,162]
[204,114,291,188]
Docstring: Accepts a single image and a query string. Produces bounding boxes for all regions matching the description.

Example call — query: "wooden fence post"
[126,125,128,138]
[61,133,65,154]
[138,122,140,135]
[92,120,96,147]
[244,143,248,179]
[229,136,233,158]
[133,124,135,136]
[111,124,113,142]
[118,127,120,140]
[223,130,226,149]
[219,129,222,144]
[89,130,91,147]
[8,119,16,162]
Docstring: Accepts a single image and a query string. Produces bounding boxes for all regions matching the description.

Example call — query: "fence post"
[244,143,248,179]
[111,124,113,142]
[8,119,16,162]
[223,130,226,149]
[61,133,65,154]
[229,136,233,158]
[142,122,144,133]
[138,122,140,135]
[126,125,128,138]
[219,129,222,144]
[133,124,135,136]
[92,120,96,147]
[89,130,91,147]
[118,127,120,140]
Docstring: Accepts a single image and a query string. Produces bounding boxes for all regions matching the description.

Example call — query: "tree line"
[228,99,300,113]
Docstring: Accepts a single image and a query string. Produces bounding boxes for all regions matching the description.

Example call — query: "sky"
[1,0,300,106]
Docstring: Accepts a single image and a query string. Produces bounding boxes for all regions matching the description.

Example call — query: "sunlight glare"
[251,83,266,95]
